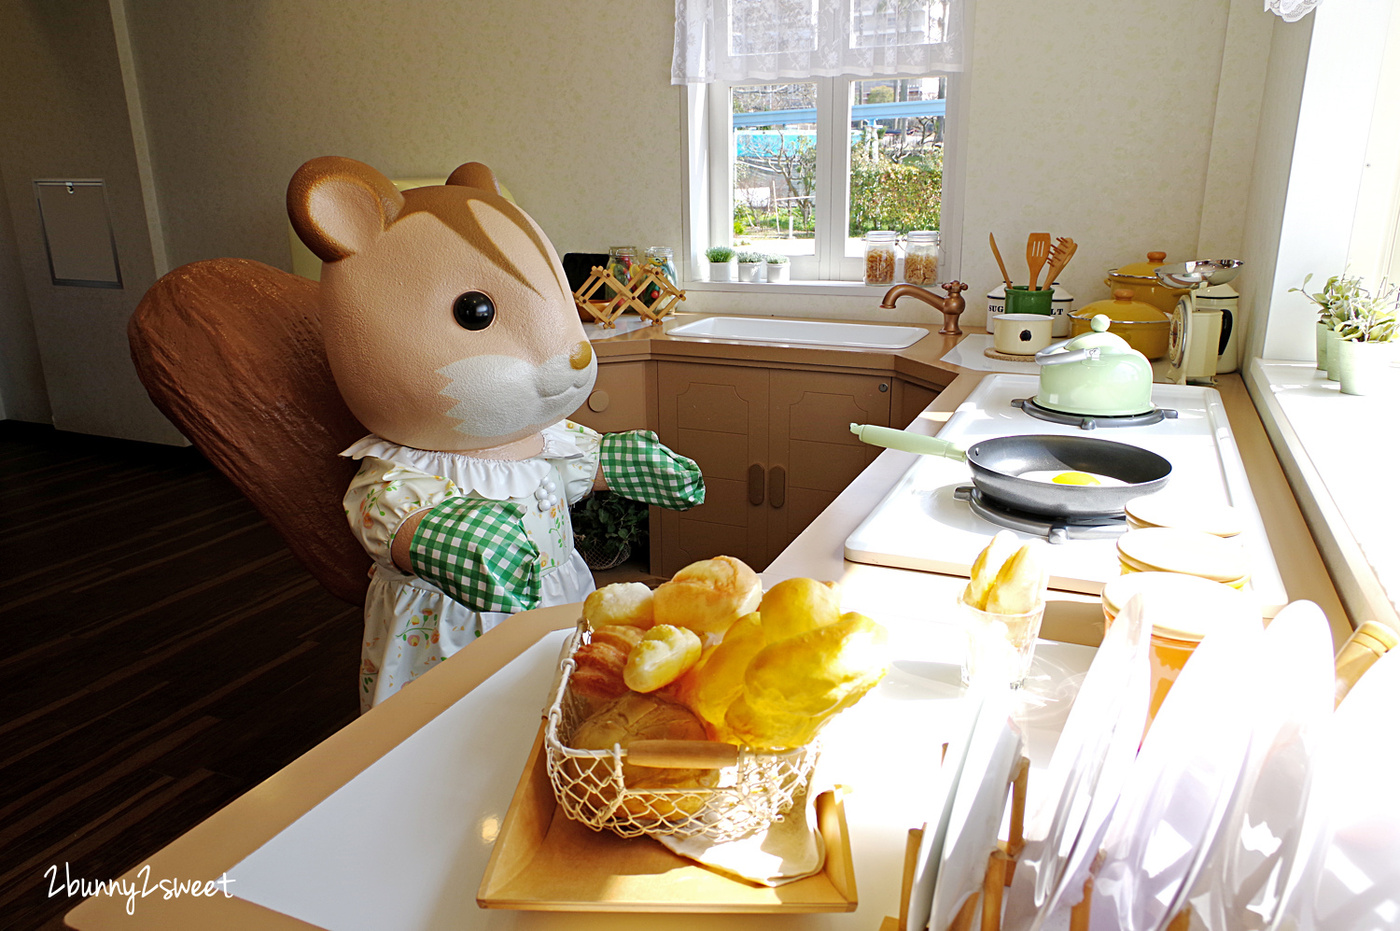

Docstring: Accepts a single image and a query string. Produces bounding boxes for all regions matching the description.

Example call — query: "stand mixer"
[1154,259,1244,385]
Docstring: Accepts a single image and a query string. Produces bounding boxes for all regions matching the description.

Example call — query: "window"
[713,75,947,281]
[675,0,967,285]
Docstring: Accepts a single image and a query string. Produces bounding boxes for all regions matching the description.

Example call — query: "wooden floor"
[0,420,664,929]
[0,421,363,929]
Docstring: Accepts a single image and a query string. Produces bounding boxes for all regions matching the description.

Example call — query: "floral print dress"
[342,421,601,711]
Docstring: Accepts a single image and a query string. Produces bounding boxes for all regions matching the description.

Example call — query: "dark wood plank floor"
[0,420,666,929]
[0,421,362,929]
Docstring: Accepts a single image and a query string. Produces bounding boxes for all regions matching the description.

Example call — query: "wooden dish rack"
[573,264,686,327]
[879,751,1194,931]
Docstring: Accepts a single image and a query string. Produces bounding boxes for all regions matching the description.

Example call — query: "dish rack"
[544,620,819,843]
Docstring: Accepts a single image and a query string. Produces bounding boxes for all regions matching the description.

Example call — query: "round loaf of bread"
[652,556,762,645]
[583,582,655,629]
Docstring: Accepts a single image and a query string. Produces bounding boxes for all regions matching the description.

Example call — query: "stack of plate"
[1116,527,1251,589]
[1124,495,1243,537]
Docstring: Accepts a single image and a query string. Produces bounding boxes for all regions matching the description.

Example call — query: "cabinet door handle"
[748,464,765,506]
[769,465,786,509]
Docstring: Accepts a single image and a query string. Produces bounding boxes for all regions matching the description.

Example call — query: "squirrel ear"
[445,162,501,195]
[287,156,405,262]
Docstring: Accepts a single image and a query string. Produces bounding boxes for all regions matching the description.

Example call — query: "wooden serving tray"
[477,723,857,913]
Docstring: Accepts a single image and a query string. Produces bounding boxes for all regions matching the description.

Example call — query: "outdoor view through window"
[730,76,946,263]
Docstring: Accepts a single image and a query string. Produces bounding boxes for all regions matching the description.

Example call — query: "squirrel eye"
[452,291,495,331]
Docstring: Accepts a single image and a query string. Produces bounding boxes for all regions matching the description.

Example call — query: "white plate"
[907,692,985,931]
[1087,612,1264,931]
[1185,601,1333,931]
[1275,649,1400,931]
[1003,597,1152,931]
[930,687,1025,931]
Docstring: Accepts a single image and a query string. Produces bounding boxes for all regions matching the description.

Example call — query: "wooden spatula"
[1026,233,1051,290]
[1042,237,1078,290]
[989,233,1013,288]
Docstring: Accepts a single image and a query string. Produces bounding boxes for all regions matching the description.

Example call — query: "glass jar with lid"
[863,231,898,285]
[902,230,940,286]
[642,246,677,305]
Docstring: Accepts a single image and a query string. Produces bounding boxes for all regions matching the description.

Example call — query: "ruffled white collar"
[341,423,585,500]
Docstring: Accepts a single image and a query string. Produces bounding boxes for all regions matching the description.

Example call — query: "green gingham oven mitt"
[408,498,541,613]
[599,430,705,509]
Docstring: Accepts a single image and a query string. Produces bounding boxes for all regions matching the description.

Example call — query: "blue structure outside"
[730,98,946,128]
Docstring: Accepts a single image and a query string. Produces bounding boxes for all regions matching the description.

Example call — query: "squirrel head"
[288,156,595,455]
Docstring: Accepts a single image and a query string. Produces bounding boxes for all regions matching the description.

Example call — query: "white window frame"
[682,72,967,289]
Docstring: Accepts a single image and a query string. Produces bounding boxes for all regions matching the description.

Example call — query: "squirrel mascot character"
[288,157,704,710]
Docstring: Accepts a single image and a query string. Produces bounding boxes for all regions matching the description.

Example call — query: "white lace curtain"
[672,0,966,85]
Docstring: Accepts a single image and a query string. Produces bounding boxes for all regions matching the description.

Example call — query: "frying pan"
[850,424,1171,518]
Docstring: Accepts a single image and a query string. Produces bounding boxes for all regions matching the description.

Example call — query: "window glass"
[731,82,818,257]
[846,76,945,254]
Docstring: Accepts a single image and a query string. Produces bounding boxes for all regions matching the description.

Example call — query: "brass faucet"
[880,281,970,335]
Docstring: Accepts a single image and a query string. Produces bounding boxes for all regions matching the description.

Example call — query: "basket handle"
[623,740,741,770]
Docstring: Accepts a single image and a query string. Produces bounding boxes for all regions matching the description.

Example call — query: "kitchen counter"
[66,336,1348,929]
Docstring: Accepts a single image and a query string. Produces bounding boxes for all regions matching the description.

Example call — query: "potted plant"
[571,490,649,570]
[1332,281,1397,396]
[1294,272,1364,378]
[705,245,735,282]
[736,251,765,283]
[765,254,790,283]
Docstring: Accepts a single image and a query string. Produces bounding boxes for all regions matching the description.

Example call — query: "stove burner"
[1012,397,1178,430]
[954,486,1127,544]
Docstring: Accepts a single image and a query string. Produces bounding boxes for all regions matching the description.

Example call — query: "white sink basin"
[666,316,928,349]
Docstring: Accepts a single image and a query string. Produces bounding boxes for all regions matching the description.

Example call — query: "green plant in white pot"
[1294,272,1364,377]
[736,250,765,283]
[765,254,790,283]
[706,245,735,282]
[1332,281,1398,396]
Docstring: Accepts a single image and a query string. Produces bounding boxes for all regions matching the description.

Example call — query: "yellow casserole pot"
[1105,251,1190,315]
[1069,290,1171,360]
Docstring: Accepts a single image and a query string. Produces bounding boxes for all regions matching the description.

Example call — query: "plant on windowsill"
[736,251,765,283]
[705,245,735,283]
[1331,281,1398,396]
[571,490,649,571]
[1293,271,1364,376]
[765,254,790,283]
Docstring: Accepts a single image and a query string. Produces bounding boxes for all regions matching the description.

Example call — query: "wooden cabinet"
[568,361,653,434]
[656,361,897,575]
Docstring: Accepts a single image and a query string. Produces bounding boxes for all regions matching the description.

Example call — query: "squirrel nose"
[569,340,593,370]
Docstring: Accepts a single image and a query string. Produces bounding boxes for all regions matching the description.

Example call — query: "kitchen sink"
[666,316,929,350]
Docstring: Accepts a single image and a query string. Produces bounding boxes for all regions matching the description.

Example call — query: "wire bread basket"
[544,620,820,843]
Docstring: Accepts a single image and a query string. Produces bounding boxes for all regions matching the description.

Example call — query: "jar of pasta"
[903,230,940,286]
[863,231,897,286]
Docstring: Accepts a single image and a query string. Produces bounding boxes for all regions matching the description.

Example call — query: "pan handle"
[849,423,967,461]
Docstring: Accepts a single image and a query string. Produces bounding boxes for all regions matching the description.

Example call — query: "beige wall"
[0,0,180,442]
[0,0,1315,440]
[127,0,685,272]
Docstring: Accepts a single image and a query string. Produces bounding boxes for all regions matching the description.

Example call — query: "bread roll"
[652,556,762,645]
[583,582,655,629]
[569,640,630,703]
[568,693,714,822]
[624,624,702,693]
[724,612,889,750]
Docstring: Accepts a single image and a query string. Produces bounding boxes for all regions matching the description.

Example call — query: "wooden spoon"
[1026,233,1051,290]
[1042,237,1078,289]
[989,233,1013,288]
